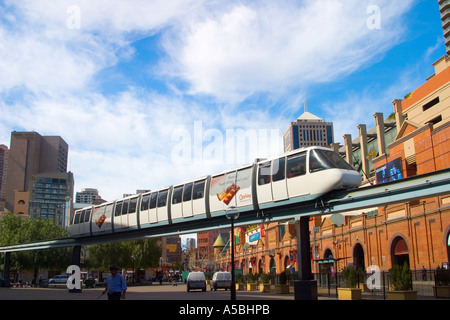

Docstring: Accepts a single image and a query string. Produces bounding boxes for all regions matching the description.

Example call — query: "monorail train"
[68,146,362,238]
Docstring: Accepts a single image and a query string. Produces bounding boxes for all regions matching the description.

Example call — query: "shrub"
[260,272,269,284]
[390,263,412,291]
[341,266,357,288]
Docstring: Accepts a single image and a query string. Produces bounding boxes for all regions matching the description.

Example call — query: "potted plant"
[338,266,362,300]
[433,267,450,298]
[236,273,245,291]
[246,270,258,291]
[387,263,417,300]
[275,270,289,294]
[259,272,271,292]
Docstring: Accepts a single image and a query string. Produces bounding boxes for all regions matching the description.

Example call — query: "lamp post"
[226,206,239,301]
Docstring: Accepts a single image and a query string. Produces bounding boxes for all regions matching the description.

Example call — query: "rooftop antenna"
[304,99,308,113]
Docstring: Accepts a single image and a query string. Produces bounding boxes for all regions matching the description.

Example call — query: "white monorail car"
[68,146,361,238]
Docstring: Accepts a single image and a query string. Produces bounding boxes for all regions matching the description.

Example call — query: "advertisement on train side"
[91,203,113,232]
[209,167,253,211]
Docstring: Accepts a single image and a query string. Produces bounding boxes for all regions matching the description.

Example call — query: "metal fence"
[310,268,450,298]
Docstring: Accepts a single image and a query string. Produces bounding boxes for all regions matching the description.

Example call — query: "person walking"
[102,264,127,300]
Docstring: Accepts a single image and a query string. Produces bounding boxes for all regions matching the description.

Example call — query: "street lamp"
[226,206,239,301]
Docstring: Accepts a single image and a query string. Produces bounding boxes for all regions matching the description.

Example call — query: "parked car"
[210,271,232,291]
[186,272,206,292]
[49,275,69,284]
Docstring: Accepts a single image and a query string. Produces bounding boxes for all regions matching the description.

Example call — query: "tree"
[85,238,161,271]
[0,213,71,283]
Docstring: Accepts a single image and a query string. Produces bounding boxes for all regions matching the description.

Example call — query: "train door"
[121,199,129,228]
[257,162,273,204]
[286,152,308,198]
[171,186,183,220]
[182,182,193,217]
[139,193,151,226]
[114,201,123,229]
[128,196,139,228]
[192,179,207,216]
[149,192,158,223]
[156,189,169,222]
[271,157,288,201]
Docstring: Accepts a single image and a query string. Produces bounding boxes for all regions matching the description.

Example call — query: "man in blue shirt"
[102,264,127,300]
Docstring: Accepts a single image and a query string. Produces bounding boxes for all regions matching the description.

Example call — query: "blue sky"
[0,0,446,203]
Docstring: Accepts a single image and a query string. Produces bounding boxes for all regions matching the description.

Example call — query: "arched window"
[391,236,410,267]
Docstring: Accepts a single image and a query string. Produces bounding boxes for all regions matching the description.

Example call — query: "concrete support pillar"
[343,134,353,165]
[392,99,405,130]
[374,113,386,157]
[358,124,369,181]
[72,245,81,266]
[294,217,317,300]
[2,252,11,287]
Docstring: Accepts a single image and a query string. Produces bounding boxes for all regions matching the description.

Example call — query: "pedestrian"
[422,266,427,281]
[102,264,127,300]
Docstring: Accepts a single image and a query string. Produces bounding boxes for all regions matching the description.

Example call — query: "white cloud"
[161,0,414,102]
[0,0,417,201]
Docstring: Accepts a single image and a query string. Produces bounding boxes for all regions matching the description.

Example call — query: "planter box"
[259,283,271,293]
[337,288,362,300]
[247,283,258,291]
[274,284,289,294]
[387,290,417,300]
[433,286,450,298]
[236,283,245,291]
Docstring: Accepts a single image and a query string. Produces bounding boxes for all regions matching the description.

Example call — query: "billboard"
[376,157,403,184]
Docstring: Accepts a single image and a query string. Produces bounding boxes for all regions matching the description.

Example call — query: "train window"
[141,195,150,211]
[193,180,205,200]
[74,212,81,224]
[183,183,193,202]
[172,187,183,204]
[258,162,271,185]
[84,209,91,222]
[287,153,306,178]
[115,202,123,217]
[272,157,286,182]
[122,200,129,215]
[80,210,86,223]
[158,190,168,207]
[129,197,137,214]
[309,149,354,172]
[150,193,158,209]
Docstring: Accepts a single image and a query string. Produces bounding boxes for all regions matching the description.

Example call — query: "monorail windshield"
[309,149,354,172]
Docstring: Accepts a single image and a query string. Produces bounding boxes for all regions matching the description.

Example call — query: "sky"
[0,0,446,206]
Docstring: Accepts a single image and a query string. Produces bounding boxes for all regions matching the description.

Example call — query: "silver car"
[210,271,232,291]
[186,272,206,292]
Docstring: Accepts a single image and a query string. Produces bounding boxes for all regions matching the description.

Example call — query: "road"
[0,283,296,300]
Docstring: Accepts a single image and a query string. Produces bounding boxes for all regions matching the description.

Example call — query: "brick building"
[214,56,450,277]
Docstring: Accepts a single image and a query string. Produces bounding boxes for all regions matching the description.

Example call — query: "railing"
[311,268,450,298]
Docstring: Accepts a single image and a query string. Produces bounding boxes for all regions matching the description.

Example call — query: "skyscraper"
[283,109,334,152]
[4,131,69,212]
[0,144,9,211]
[439,0,450,55]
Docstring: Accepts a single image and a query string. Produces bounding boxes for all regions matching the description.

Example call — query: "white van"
[210,271,232,291]
[186,272,206,292]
